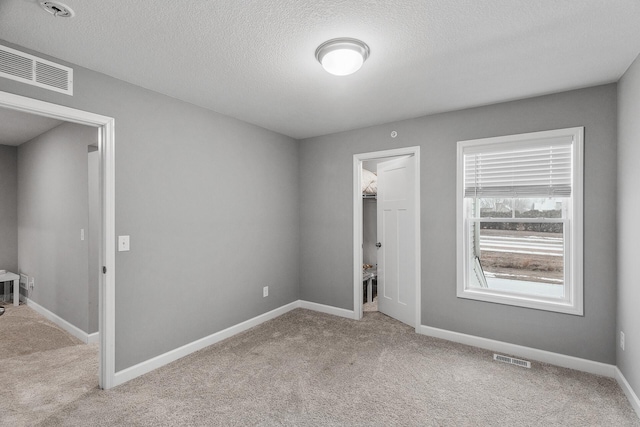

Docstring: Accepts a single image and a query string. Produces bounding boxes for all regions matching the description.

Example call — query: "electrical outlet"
[263,286,269,297]
[621,331,625,351]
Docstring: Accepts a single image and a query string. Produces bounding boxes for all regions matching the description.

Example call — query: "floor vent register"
[493,353,532,368]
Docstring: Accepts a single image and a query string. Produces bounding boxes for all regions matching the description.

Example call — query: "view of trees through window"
[471,197,565,295]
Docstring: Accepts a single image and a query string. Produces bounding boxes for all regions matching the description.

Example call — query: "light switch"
[81,229,85,241]
[118,235,130,252]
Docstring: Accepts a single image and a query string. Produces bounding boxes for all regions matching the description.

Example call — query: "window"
[456,127,584,315]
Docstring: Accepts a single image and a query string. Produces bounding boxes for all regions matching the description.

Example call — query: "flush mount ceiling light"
[315,38,370,76]
[40,1,75,18]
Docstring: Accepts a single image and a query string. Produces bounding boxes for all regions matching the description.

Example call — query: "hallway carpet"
[0,304,99,426]
[2,307,638,426]
[0,303,84,359]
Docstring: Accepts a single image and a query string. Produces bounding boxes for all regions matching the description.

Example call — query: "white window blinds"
[463,138,573,198]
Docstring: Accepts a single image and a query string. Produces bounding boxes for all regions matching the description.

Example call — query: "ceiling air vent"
[0,45,73,95]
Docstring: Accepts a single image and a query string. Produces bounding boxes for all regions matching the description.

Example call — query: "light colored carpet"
[364,296,378,312]
[0,303,84,360]
[0,304,99,427]
[2,307,638,426]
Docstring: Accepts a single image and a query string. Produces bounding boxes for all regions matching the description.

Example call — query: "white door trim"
[353,146,421,330]
[0,91,116,389]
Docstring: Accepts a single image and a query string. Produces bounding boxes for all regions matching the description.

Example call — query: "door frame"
[0,91,116,389]
[352,146,421,330]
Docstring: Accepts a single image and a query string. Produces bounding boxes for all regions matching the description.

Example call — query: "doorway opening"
[353,147,421,330]
[0,91,115,389]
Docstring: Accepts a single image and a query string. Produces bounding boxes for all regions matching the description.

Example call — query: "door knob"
[375,242,382,248]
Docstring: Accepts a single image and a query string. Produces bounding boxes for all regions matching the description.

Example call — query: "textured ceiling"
[1,1,639,139]
[0,107,62,146]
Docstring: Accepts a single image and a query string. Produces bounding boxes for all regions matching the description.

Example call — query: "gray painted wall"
[617,53,640,394]
[300,84,618,364]
[18,122,97,332]
[0,144,17,273]
[0,40,300,371]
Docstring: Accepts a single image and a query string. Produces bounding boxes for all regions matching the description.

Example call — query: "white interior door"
[377,155,416,326]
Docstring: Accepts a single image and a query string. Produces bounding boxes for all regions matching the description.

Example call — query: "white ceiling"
[0,1,639,139]
[0,107,62,146]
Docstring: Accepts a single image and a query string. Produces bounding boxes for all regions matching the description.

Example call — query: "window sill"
[457,287,583,316]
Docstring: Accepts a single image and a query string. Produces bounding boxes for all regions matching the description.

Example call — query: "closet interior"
[362,165,378,312]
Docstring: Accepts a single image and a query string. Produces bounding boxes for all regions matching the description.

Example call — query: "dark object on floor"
[0,306,5,316]
[363,278,377,303]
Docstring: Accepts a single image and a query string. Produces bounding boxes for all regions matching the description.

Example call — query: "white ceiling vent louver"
[0,45,73,95]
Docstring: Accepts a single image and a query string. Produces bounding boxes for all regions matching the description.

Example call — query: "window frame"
[456,127,584,315]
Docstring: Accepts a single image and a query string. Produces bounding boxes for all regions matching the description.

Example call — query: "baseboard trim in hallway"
[26,298,97,344]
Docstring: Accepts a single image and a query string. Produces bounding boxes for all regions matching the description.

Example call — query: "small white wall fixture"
[353,146,421,329]
[0,91,116,389]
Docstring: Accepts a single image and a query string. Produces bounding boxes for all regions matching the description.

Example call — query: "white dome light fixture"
[315,38,370,76]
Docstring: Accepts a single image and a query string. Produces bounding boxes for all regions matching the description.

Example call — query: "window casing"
[456,128,584,315]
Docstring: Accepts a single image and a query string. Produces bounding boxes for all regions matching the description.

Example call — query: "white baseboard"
[108,297,637,420]
[419,324,640,418]
[113,301,300,387]
[418,325,616,378]
[87,332,99,344]
[113,300,357,387]
[616,367,640,419]
[298,300,357,319]
[26,298,96,345]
